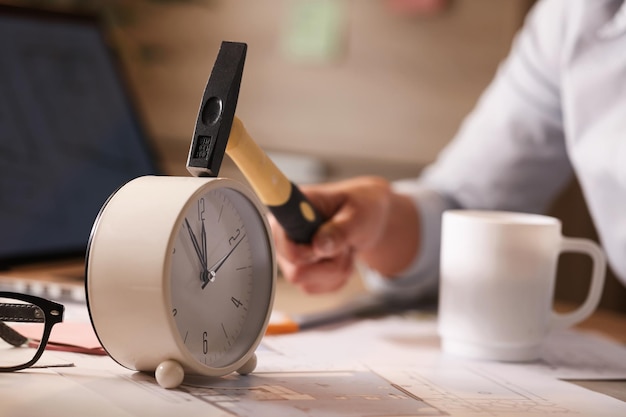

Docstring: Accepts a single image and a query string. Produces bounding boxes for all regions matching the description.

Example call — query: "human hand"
[270,176,419,294]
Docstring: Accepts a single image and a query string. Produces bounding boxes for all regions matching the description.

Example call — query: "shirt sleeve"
[360,181,454,301]
[362,0,574,300]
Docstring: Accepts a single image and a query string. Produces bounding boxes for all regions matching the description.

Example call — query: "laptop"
[0,5,160,273]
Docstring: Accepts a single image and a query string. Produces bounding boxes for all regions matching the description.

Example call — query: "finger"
[269,215,317,265]
[280,250,355,294]
[312,203,375,258]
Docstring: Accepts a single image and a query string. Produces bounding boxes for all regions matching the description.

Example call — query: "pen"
[266,293,425,335]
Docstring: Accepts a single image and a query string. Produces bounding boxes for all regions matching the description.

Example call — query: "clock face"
[168,186,273,369]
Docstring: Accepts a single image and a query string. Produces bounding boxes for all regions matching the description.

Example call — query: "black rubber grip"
[268,182,324,244]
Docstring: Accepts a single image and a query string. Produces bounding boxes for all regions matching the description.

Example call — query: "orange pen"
[264,293,412,335]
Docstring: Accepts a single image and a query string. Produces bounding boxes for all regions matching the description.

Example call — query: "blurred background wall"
[103,0,534,172]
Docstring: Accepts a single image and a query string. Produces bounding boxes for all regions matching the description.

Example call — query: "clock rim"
[85,176,276,377]
[165,179,276,374]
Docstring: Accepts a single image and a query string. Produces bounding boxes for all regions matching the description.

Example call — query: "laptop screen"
[0,6,159,267]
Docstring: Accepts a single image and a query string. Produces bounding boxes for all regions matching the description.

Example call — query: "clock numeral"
[198,198,206,221]
[228,228,241,246]
[172,308,178,317]
[231,297,243,308]
[202,331,208,355]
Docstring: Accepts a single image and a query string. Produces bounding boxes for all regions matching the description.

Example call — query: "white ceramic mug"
[437,210,606,362]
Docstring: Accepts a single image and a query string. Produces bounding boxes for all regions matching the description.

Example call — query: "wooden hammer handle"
[226,117,324,244]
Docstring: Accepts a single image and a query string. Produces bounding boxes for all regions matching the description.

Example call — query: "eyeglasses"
[0,291,64,372]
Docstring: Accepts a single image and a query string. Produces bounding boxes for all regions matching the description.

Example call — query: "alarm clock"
[86,176,276,388]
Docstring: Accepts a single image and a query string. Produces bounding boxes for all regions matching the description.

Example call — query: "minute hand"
[207,234,246,279]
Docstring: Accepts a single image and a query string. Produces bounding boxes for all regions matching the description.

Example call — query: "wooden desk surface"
[575,307,626,344]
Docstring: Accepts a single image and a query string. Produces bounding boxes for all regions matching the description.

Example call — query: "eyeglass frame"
[0,291,65,372]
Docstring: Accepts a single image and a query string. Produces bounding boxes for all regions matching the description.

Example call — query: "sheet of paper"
[12,321,105,355]
[2,306,626,416]
[0,357,231,417]
[497,329,626,380]
[3,336,626,417]
[371,365,626,417]
[263,314,626,380]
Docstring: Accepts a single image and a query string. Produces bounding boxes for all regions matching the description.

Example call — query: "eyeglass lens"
[0,295,46,369]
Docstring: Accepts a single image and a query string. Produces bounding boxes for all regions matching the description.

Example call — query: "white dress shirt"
[363,0,626,299]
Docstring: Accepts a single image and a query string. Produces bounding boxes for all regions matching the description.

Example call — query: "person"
[269,0,626,300]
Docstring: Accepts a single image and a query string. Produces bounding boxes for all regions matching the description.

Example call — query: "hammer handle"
[227,118,324,244]
[266,182,325,244]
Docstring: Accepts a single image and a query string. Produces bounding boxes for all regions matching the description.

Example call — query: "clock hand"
[204,234,246,286]
[201,221,208,271]
[184,218,209,284]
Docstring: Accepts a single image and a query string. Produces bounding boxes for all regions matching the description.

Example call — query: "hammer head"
[186,41,247,177]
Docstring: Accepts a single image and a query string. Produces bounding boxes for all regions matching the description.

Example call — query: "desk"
[274,275,626,403]
[1,270,626,416]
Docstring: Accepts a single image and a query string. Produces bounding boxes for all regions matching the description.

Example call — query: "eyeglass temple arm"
[0,322,27,347]
[0,303,45,347]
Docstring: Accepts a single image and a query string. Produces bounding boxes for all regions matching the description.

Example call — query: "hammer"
[186,41,324,244]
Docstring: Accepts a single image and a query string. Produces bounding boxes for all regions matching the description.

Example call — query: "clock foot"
[236,353,257,375]
[155,359,185,389]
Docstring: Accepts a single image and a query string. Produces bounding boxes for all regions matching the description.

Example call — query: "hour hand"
[184,218,209,284]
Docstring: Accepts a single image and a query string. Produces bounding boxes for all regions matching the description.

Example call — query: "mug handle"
[550,237,606,330]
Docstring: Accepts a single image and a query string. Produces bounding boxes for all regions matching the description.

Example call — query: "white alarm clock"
[86,176,275,388]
